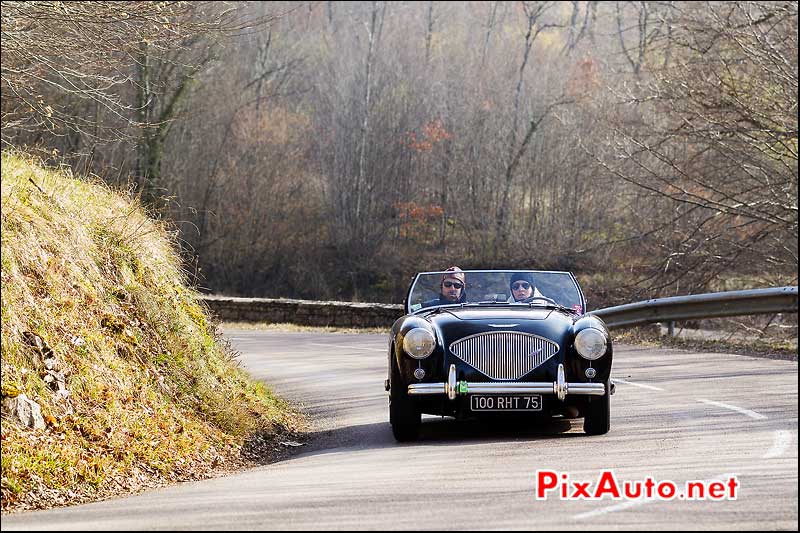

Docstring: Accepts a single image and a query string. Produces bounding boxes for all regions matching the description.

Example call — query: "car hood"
[420,305,577,341]
[433,306,555,321]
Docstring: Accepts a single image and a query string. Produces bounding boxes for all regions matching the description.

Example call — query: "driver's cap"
[441,266,465,285]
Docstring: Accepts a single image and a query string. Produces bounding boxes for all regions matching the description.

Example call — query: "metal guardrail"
[589,286,798,329]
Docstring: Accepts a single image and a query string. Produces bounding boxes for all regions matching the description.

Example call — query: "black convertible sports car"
[386,269,614,442]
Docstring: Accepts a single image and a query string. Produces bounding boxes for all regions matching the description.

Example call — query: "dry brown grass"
[0,151,304,513]
[613,324,798,361]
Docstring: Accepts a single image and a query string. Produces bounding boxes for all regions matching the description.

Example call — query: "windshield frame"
[404,269,586,315]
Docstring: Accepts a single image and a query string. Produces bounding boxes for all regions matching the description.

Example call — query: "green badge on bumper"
[458,381,469,394]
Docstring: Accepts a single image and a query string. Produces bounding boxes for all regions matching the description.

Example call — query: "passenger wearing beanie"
[422,266,467,308]
[508,272,542,302]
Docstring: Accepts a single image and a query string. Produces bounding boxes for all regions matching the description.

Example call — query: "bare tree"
[1,2,249,139]
[1,1,285,207]
[563,0,599,55]
[355,1,386,239]
[494,1,570,249]
[594,1,798,292]
[612,1,675,77]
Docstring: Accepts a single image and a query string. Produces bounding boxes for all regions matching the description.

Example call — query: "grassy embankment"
[0,151,304,512]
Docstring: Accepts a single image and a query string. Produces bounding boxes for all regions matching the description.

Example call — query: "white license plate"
[470,395,542,411]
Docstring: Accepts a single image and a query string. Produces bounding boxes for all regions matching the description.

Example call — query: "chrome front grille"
[449,331,560,380]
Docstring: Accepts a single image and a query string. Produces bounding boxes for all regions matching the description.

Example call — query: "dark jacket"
[422,291,468,308]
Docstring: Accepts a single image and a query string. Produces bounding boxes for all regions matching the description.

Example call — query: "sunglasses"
[442,281,464,289]
[512,282,531,290]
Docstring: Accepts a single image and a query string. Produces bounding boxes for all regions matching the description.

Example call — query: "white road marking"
[762,430,793,459]
[573,473,737,521]
[613,378,665,391]
[573,499,641,520]
[309,342,386,353]
[696,399,768,420]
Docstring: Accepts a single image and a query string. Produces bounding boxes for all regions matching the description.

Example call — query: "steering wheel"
[521,295,559,306]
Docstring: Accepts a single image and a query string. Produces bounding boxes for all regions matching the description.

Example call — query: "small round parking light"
[585,367,597,379]
[403,328,436,359]
[575,328,607,360]
[414,368,426,380]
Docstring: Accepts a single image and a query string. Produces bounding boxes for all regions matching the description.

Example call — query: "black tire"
[389,358,421,442]
[583,379,610,435]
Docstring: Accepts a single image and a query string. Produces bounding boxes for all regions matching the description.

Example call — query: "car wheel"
[583,379,610,435]
[390,359,421,442]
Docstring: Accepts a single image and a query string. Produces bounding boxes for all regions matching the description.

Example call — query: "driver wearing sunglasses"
[422,266,468,308]
[508,272,542,302]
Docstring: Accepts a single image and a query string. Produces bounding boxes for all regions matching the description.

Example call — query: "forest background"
[2,1,797,308]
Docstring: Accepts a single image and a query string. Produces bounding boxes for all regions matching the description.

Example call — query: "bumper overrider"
[408,364,606,401]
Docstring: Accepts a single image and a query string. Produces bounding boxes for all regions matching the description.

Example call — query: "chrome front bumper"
[407,364,606,401]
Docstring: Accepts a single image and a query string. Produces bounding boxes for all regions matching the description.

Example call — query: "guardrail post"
[668,321,675,337]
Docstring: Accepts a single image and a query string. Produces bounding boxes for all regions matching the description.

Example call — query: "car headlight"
[575,328,607,360]
[403,328,436,359]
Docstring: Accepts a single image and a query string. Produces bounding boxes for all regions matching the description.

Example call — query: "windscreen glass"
[407,270,584,314]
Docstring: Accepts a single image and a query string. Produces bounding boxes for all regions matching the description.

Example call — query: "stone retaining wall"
[199,295,404,328]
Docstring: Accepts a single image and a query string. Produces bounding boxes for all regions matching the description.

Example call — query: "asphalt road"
[2,330,797,530]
